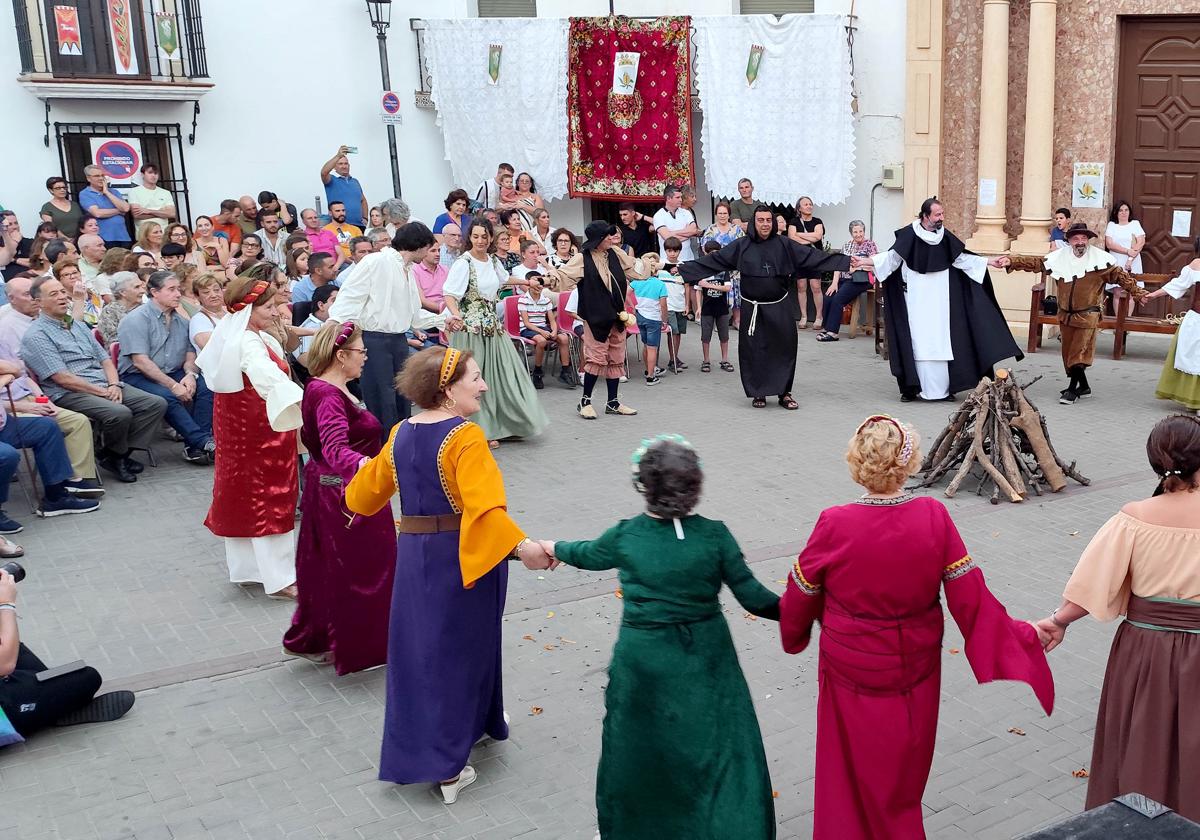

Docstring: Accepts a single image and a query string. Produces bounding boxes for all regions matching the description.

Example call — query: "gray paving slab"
[0,325,1184,838]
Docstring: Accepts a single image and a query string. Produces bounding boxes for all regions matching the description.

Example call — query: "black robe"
[880,225,1022,398]
[681,233,850,398]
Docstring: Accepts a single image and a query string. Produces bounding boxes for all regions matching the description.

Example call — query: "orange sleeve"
[442,422,525,587]
[344,423,400,516]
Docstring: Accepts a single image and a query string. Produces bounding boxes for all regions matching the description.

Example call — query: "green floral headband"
[631,434,700,494]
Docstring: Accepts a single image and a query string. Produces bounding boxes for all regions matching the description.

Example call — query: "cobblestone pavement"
[0,323,1184,839]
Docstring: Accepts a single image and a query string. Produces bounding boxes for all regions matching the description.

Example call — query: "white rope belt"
[740,292,790,336]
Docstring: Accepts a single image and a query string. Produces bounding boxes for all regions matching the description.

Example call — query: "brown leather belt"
[396,513,462,534]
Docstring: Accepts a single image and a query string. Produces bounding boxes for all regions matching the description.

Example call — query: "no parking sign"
[380,90,402,125]
[88,137,142,180]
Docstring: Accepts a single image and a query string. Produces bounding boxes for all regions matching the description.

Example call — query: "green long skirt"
[597,614,776,839]
[449,331,549,440]
[1155,330,1200,410]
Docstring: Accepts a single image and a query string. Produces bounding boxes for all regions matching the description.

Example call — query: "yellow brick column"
[965,0,1012,254]
[1012,0,1058,255]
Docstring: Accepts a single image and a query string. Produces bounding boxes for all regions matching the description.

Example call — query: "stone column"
[1012,0,1058,254]
[965,0,1012,253]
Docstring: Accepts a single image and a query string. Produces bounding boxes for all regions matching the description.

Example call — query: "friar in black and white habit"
[870,198,1022,401]
[680,204,856,410]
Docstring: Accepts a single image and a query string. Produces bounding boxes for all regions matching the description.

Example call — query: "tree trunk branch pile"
[913,370,1090,504]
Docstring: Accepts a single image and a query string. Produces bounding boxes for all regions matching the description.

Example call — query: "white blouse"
[1106,220,1146,273]
[444,252,509,302]
[240,330,303,432]
[1161,264,1200,300]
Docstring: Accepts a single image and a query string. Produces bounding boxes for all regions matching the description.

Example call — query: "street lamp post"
[366,0,402,199]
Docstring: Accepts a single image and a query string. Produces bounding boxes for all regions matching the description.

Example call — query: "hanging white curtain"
[423,18,569,201]
[694,15,856,206]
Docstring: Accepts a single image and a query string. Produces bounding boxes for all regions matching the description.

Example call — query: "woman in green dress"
[545,436,779,840]
[443,219,548,448]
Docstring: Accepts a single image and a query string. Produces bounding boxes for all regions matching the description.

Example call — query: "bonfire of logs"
[914,370,1090,504]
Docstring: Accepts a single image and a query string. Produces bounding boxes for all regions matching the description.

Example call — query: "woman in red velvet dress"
[283,320,396,672]
[779,415,1054,840]
[197,273,304,599]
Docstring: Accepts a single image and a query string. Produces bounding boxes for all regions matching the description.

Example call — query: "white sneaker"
[440,764,477,804]
[619,375,628,383]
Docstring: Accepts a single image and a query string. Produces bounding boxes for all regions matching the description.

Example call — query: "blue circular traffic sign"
[93,140,140,179]
[381,92,400,115]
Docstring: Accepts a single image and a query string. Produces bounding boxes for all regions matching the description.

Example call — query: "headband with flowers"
[228,280,270,313]
[438,348,463,390]
[856,414,914,466]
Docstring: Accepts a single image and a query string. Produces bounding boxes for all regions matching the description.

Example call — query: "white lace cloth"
[694,15,855,206]
[423,18,568,200]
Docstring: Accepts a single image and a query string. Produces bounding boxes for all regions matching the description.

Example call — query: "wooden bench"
[1026,275,1198,360]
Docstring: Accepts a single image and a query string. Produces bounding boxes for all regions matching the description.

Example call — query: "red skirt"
[204,376,298,539]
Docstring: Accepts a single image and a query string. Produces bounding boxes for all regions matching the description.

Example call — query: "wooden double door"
[1115,17,1200,274]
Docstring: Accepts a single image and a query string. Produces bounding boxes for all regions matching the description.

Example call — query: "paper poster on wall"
[977,177,997,208]
[54,6,83,55]
[89,137,143,181]
[1072,162,1104,208]
[1172,209,1193,238]
[106,0,139,75]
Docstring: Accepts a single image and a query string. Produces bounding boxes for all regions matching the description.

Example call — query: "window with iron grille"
[740,0,816,13]
[477,0,536,17]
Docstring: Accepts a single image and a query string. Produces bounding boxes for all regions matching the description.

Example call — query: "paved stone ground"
[0,322,1185,839]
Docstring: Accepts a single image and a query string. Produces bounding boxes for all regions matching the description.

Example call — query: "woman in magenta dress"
[283,320,396,674]
[345,347,553,804]
[779,415,1054,840]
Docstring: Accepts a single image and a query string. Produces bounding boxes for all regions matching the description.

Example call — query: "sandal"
[488,440,500,450]
[778,395,800,411]
[700,361,711,373]
[751,398,767,408]
[816,332,839,342]
[720,361,734,372]
[797,321,810,330]
[0,537,24,558]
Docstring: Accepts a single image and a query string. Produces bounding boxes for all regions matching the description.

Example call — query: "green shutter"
[739,0,816,13]
[478,0,537,16]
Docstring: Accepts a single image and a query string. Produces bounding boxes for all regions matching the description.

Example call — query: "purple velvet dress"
[283,380,396,675]
[380,417,509,784]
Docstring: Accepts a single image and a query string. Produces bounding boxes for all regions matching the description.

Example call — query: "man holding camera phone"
[0,566,134,738]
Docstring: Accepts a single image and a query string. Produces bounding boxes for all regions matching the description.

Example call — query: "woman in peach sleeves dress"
[1040,414,1200,820]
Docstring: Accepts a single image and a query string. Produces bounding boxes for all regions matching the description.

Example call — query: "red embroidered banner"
[567,16,693,199]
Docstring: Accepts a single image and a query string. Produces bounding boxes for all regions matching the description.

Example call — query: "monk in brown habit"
[999,222,1154,404]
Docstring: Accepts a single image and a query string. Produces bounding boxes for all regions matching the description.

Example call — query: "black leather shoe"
[98,455,137,483]
[122,456,145,475]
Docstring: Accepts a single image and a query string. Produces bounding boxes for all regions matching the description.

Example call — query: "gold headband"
[856,414,913,465]
[438,348,462,390]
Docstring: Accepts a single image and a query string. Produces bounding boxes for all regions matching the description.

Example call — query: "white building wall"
[0,0,905,248]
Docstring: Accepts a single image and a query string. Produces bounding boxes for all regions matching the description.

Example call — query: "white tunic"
[871,222,989,398]
[1162,265,1200,376]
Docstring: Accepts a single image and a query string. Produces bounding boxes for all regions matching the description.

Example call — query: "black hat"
[581,220,617,251]
[1064,222,1097,240]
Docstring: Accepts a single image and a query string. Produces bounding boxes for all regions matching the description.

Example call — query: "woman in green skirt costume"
[1145,243,1200,412]
[443,219,549,445]
[545,435,779,839]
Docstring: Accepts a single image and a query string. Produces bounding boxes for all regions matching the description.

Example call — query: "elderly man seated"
[0,273,104,494]
[117,270,213,464]
[0,360,100,534]
[20,276,166,483]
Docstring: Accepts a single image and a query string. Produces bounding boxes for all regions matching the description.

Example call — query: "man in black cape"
[870,198,1020,401]
[680,205,858,409]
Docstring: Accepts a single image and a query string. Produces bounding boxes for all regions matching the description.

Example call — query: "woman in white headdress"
[197,268,304,599]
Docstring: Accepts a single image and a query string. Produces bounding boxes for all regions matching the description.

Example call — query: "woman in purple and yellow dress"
[282,320,396,674]
[345,346,553,805]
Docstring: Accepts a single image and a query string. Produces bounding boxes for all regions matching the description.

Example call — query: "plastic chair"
[502,295,535,373]
[557,292,583,377]
[623,289,642,361]
[92,327,106,349]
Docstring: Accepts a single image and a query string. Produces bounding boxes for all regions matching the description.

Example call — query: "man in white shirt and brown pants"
[327,222,456,434]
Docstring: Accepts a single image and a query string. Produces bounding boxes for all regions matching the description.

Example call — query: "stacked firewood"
[914,371,1090,504]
